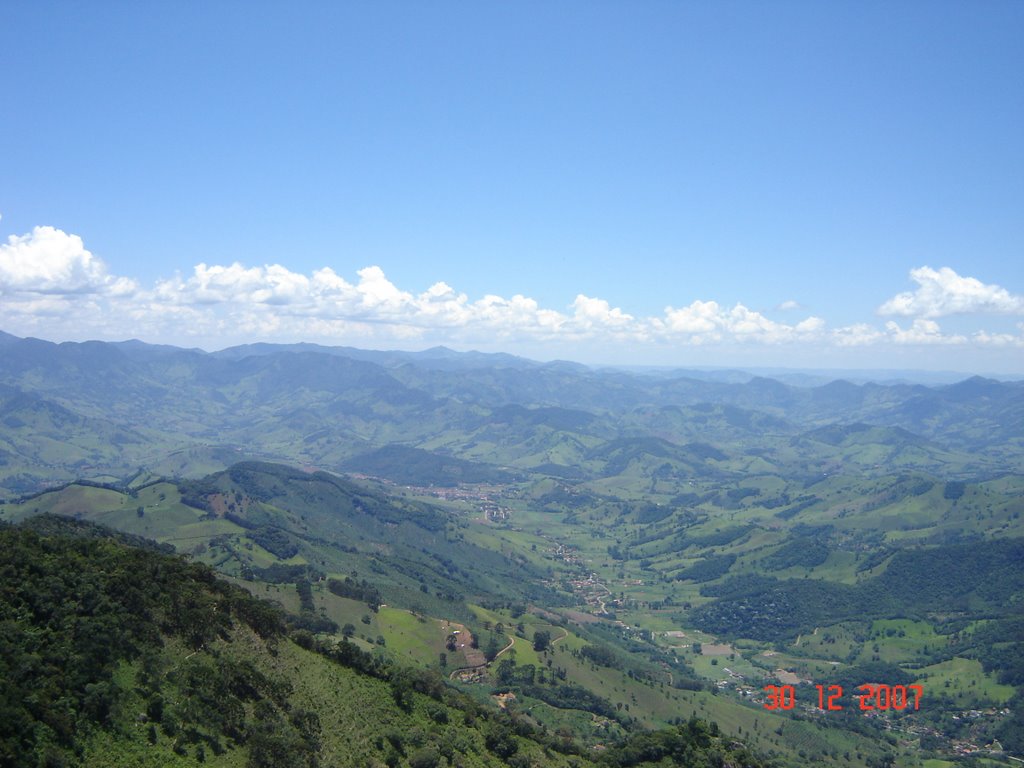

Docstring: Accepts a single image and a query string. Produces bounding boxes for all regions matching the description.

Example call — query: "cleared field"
[914,657,1016,706]
[377,607,451,667]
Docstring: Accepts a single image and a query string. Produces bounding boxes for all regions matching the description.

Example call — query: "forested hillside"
[0,517,766,768]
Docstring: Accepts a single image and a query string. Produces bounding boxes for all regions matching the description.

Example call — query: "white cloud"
[878,266,1024,318]
[971,329,1024,347]
[151,263,642,342]
[471,294,565,338]
[155,262,324,307]
[883,319,966,345]
[570,295,638,335]
[0,225,136,296]
[728,304,783,339]
[832,323,885,347]
[1,223,1022,368]
[353,265,413,312]
[834,318,1005,347]
[148,266,833,347]
[795,316,825,333]
[659,301,824,344]
[663,300,722,336]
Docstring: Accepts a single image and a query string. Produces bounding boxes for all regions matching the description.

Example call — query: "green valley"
[1,334,1023,767]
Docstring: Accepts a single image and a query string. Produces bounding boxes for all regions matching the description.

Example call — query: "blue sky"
[1,1,1022,373]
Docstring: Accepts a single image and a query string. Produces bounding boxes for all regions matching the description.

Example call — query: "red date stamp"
[762,684,922,711]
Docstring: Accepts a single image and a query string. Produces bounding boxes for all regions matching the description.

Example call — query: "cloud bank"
[1,223,1022,364]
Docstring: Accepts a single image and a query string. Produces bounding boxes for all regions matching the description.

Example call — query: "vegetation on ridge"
[0,517,767,768]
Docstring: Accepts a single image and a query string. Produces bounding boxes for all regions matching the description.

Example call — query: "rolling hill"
[2,332,1023,765]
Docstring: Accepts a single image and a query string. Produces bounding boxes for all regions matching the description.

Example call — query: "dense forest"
[693,539,1024,639]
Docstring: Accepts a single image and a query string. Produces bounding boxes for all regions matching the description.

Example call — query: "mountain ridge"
[1,332,1021,497]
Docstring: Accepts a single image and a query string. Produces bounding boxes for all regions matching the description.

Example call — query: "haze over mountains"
[1,331,1021,498]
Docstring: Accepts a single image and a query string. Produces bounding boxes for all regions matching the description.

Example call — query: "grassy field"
[914,657,1016,707]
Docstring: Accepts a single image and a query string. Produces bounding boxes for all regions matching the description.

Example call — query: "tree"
[408,746,441,768]
[496,659,516,684]
[533,630,551,652]
[342,623,356,639]
[483,723,518,759]
[484,635,501,662]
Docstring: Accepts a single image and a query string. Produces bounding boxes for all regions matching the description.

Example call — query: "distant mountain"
[586,436,732,479]
[799,422,929,448]
[0,331,1021,496]
[340,444,518,486]
[211,340,538,370]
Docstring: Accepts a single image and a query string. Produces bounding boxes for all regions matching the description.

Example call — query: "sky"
[1,2,1022,374]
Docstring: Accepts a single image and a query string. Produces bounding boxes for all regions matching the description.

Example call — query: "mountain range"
[1,332,1021,497]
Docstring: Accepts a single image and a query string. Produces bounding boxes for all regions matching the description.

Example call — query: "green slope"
[0,517,770,768]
